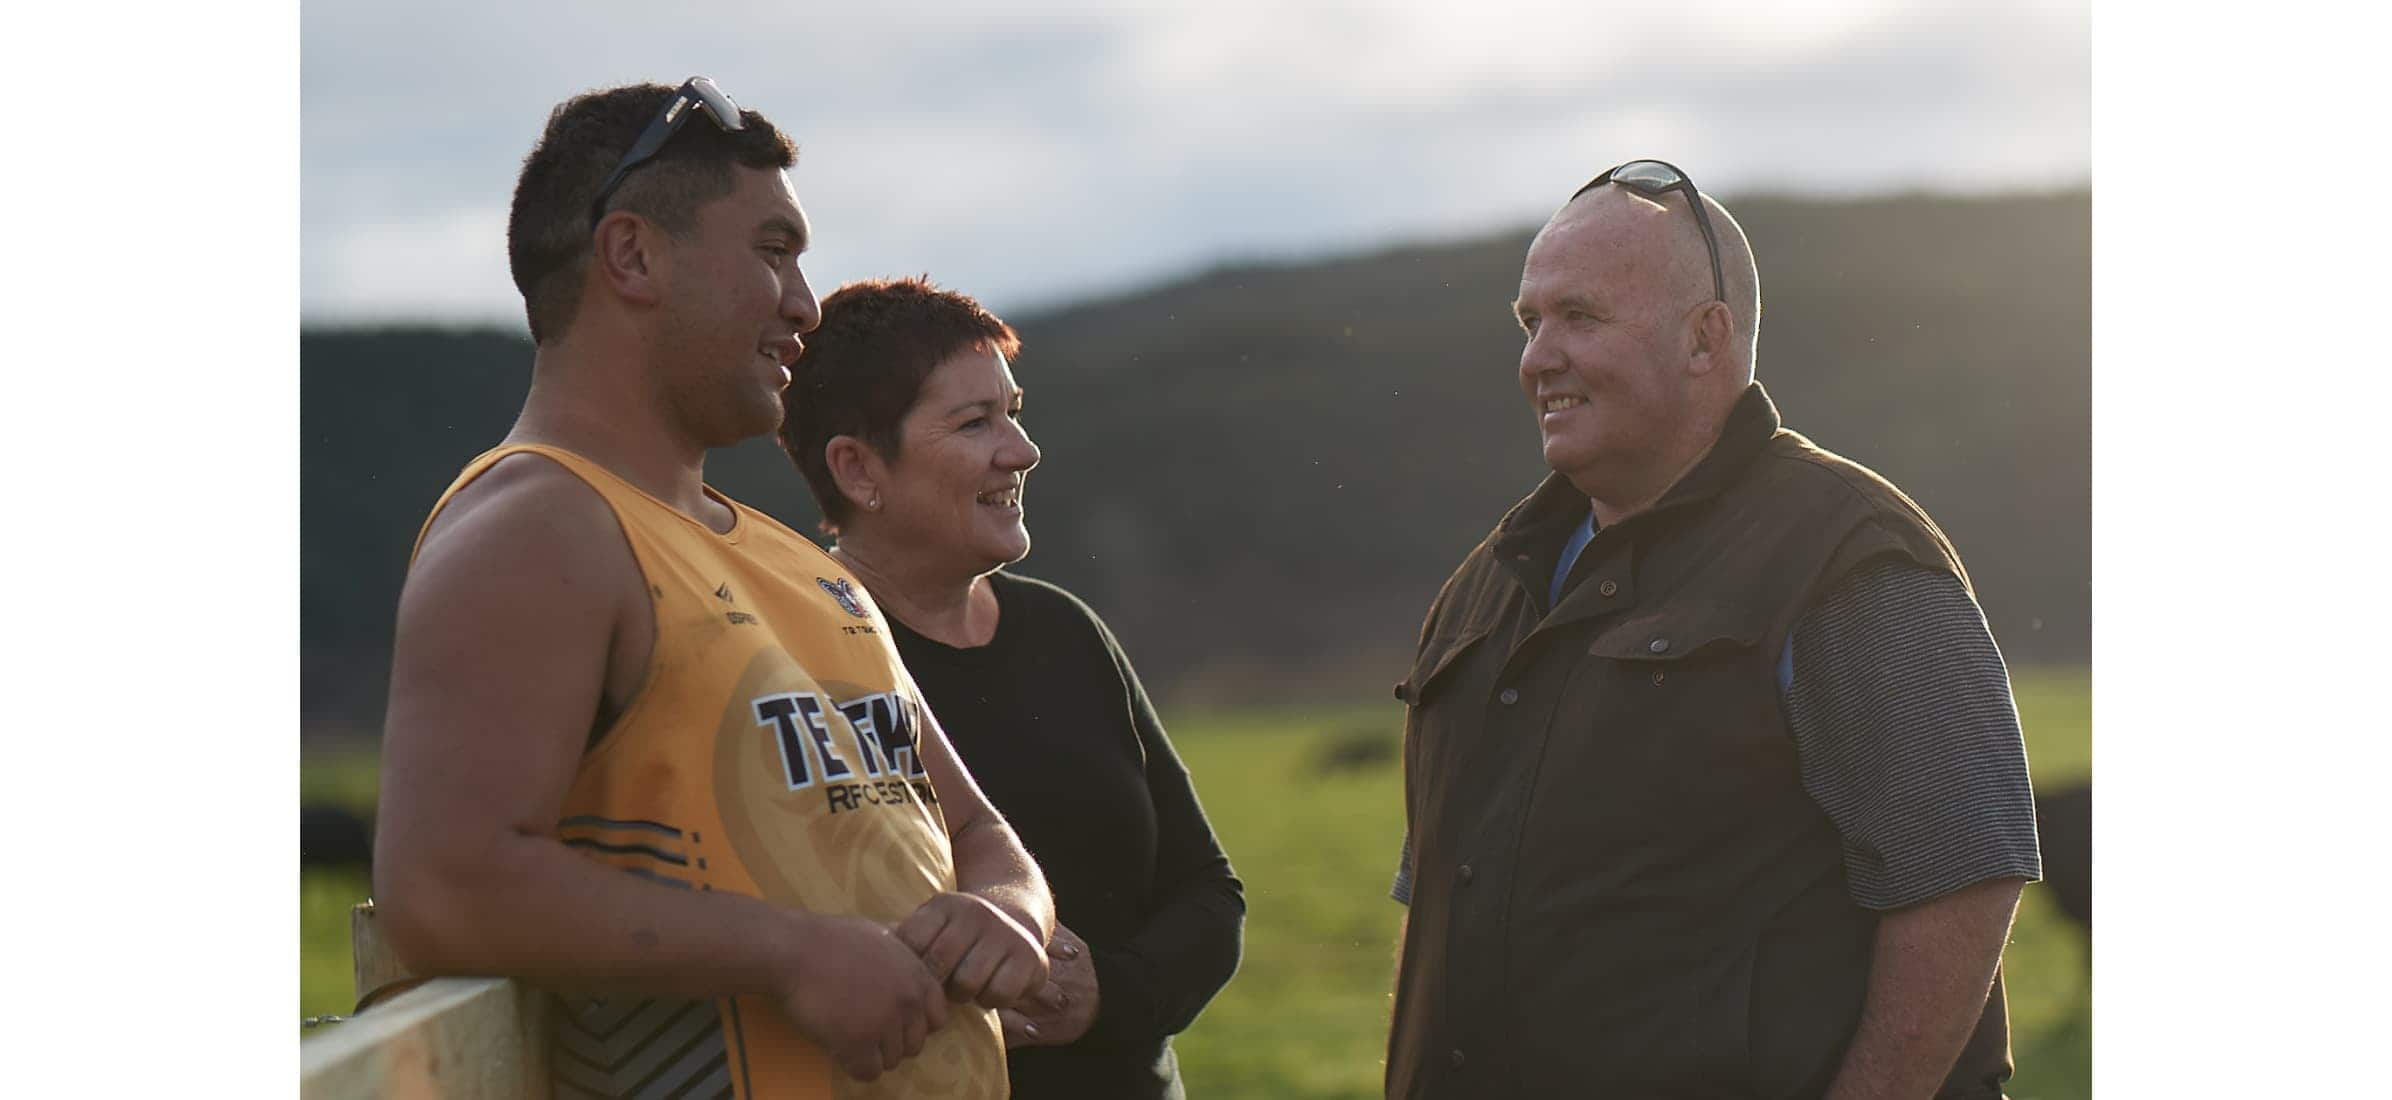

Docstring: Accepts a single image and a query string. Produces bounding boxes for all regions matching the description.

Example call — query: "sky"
[20,3,2392,1091]
[302,0,2089,329]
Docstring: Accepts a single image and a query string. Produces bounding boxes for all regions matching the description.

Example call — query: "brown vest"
[1387,385,2013,1099]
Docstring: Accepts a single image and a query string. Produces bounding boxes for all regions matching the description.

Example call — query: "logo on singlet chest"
[750,689,937,814]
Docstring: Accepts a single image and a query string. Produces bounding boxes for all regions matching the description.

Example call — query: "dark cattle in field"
[302,805,374,870]
[1313,726,1399,775]
[2034,782,2090,932]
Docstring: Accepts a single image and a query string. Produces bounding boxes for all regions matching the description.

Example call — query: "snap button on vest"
[1449,1049,1466,1069]
[1649,638,1670,653]
[1599,579,1619,596]
[1457,863,1474,883]
[1498,688,1519,705]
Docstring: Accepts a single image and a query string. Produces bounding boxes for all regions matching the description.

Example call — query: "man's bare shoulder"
[406,451,640,621]
[420,451,613,552]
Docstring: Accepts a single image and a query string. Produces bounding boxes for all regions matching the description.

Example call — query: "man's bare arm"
[893,698,1054,1009]
[373,458,944,1079]
[1822,876,2024,1100]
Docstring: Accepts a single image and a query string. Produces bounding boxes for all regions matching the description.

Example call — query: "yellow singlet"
[416,444,1008,1100]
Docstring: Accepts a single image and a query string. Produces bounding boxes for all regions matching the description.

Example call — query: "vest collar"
[1487,382,1782,624]
[1492,381,1782,554]
[1638,380,1783,520]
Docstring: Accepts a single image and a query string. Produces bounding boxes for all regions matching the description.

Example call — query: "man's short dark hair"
[781,277,1023,532]
[507,82,798,344]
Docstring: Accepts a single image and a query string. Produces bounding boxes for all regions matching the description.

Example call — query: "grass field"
[301,667,2089,1097]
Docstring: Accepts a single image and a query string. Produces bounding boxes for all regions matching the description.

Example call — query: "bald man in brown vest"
[1387,161,2041,1100]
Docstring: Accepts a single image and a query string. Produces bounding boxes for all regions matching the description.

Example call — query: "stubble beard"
[656,311,784,449]
[691,373,783,449]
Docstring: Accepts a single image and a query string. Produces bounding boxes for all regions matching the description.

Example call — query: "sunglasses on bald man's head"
[1572,159,1727,305]
[588,76,747,227]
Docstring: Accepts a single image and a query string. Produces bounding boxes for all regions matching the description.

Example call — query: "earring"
[867,496,881,511]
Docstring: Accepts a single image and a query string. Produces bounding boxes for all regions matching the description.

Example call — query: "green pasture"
[301,666,2090,1098]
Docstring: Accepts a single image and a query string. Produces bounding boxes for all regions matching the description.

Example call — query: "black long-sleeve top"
[885,570,1245,1099]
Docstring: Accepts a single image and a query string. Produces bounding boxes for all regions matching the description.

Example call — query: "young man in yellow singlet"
[372,79,1052,1099]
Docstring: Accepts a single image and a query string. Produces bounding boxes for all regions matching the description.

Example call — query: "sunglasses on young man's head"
[587,76,747,227]
[1571,159,1727,305]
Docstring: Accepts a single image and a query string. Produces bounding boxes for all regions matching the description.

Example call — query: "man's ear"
[590,212,667,308]
[824,434,883,513]
[1684,300,1733,378]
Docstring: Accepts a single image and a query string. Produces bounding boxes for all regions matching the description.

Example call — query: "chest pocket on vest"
[1583,602,1761,664]
[1576,602,1787,792]
[1397,626,1492,708]
[1398,626,1496,819]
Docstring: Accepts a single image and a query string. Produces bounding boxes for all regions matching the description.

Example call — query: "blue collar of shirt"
[1548,510,1598,609]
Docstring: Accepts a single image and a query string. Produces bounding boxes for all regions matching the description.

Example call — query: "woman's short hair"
[780,276,1022,532]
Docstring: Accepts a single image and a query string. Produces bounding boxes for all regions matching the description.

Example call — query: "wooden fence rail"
[299,902,550,1098]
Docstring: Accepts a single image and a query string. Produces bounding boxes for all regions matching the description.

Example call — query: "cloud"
[301,0,2087,324]
[307,204,519,326]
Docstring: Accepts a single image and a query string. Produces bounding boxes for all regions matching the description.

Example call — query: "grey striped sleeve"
[1786,557,2044,910]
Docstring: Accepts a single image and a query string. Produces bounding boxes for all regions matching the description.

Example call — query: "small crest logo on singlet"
[714,582,758,625]
[817,577,870,618]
